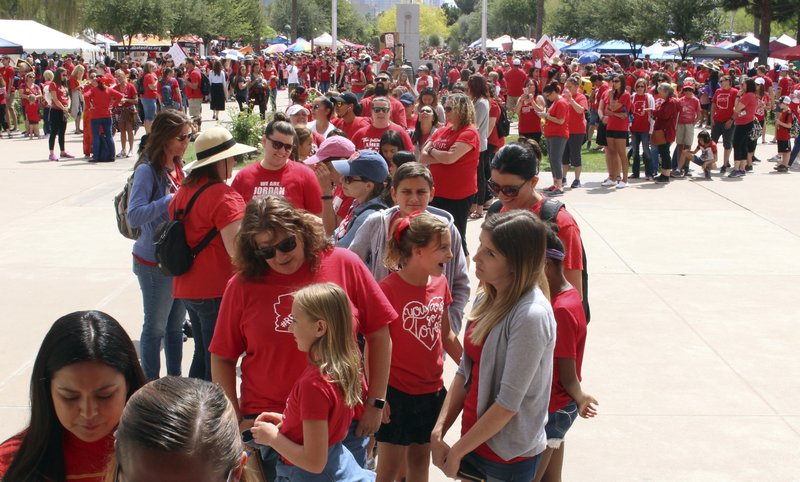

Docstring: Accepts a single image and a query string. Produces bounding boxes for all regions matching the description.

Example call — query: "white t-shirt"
[287,64,299,84]
[209,71,226,84]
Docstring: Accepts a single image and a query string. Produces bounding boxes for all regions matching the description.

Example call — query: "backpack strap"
[175,181,221,256]
[174,181,219,219]
[539,198,564,223]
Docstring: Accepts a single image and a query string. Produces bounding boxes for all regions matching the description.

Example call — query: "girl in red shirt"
[251,283,375,481]
[376,213,463,482]
[85,76,123,162]
[603,74,632,188]
[730,78,758,177]
[535,81,569,195]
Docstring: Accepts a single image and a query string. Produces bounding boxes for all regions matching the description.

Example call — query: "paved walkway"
[1,94,799,480]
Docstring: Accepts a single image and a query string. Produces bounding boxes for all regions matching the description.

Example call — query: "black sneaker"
[745,164,753,172]
[704,169,711,179]
[777,165,789,173]
[654,174,670,183]
[721,164,729,174]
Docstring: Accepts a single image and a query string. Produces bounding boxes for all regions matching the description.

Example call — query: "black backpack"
[200,72,211,97]
[152,182,219,277]
[496,103,511,138]
[487,198,591,323]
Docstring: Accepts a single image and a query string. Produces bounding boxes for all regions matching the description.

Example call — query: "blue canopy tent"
[265,36,291,45]
[593,40,642,56]
[562,39,601,54]
[0,37,23,55]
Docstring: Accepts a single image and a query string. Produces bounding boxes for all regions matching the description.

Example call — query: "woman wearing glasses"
[308,96,336,138]
[127,110,194,380]
[331,150,389,248]
[171,127,254,381]
[231,113,323,213]
[488,141,585,302]
[210,195,395,478]
[411,104,440,159]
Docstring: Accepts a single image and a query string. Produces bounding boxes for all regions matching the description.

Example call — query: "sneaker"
[60,152,75,159]
[629,173,640,179]
[654,174,670,183]
[601,178,615,187]
[116,151,127,158]
[727,170,739,178]
[570,179,582,188]
[752,157,761,163]
[543,185,558,193]
[777,164,789,172]
[720,165,729,174]
[616,181,628,189]
[544,187,564,196]
[48,153,58,161]
[670,170,684,178]
[745,164,753,172]
[704,169,711,179]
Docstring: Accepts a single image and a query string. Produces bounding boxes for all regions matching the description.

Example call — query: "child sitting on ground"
[673,130,717,180]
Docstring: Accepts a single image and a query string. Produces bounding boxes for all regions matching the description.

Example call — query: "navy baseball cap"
[399,93,416,106]
[332,150,389,183]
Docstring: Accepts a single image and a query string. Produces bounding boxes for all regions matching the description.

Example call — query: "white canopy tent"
[312,33,343,48]
[0,20,100,54]
[512,37,536,51]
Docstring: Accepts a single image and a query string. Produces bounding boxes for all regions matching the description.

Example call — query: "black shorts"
[605,129,629,139]
[778,140,791,153]
[733,122,755,160]
[711,120,734,149]
[375,385,446,446]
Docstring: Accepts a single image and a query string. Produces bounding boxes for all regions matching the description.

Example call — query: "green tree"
[441,3,461,26]
[447,10,480,49]
[660,0,721,59]
[267,0,326,40]
[0,0,85,33]
[592,0,666,58]
[84,0,174,51]
[454,0,478,15]
[549,0,596,40]
[488,0,536,38]
[721,0,772,64]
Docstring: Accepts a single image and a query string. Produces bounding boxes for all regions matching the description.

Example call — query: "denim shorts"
[544,400,578,448]
[588,108,601,126]
[462,451,540,481]
[141,97,157,121]
[275,443,375,481]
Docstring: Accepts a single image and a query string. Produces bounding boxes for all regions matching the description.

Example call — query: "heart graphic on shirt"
[273,294,294,333]
[401,297,444,351]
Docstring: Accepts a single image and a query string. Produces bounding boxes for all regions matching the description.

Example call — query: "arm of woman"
[487,111,498,135]
[442,403,517,477]
[220,220,241,258]
[127,166,171,228]
[252,420,329,473]
[426,141,473,165]
[546,110,566,125]
[431,373,468,469]
[211,354,245,425]
[49,85,67,111]
[441,311,463,365]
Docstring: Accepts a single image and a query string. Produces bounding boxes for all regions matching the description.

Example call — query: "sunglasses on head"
[254,235,297,259]
[488,178,528,197]
[268,138,294,152]
[373,107,390,113]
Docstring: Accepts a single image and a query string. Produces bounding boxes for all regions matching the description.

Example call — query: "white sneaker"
[616,181,628,189]
[601,178,615,187]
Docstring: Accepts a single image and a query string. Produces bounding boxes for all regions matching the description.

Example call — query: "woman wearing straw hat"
[171,126,254,381]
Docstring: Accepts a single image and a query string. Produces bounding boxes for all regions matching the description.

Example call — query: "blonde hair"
[70,64,85,80]
[384,212,449,271]
[43,70,54,82]
[293,283,363,408]
[444,93,475,129]
[468,210,549,345]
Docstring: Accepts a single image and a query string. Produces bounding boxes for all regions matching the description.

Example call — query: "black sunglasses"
[488,178,528,197]
[268,138,294,152]
[344,176,366,184]
[254,235,297,259]
[373,107,390,113]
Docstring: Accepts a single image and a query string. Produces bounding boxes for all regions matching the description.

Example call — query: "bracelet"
[321,195,333,200]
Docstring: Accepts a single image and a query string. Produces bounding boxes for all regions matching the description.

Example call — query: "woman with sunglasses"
[309,96,336,138]
[0,310,146,482]
[210,195,395,478]
[331,149,389,248]
[110,377,248,482]
[488,141,585,302]
[416,87,446,127]
[172,127,254,381]
[127,111,194,380]
[231,113,323,214]
[411,104,440,159]
[601,74,631,189]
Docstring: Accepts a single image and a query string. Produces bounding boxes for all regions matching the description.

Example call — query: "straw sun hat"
[183,127,256,171]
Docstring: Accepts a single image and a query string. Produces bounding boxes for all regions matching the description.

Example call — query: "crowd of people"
[2,40,796,481]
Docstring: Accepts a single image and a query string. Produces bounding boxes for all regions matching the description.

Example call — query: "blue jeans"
[319,81,330,93]
[342,420,369,468]
[462,451,541,482]
[91,117,114,161]
[133,259,185,380]
[182,297,222,381]
[275,443,375,481]
[631,131,653,177]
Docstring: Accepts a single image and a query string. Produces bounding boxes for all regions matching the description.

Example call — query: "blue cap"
[399,93,416,106]
[332,149,389,183]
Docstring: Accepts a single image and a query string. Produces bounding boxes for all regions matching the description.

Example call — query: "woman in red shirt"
[115,69,138,158]
[47,67,74,161]
[420,92,481,254]
[516,78,544,143]
[0,311,146,482]
[84,75,123,162]
[653,83,679,183]
[730,77,758,178]
[603,74,632,188]
[140,61,159,133]
[535,81,569,195]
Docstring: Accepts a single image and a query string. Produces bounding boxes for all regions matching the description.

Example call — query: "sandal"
[469,211,484,220]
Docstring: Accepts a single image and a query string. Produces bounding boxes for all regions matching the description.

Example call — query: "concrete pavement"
[0,95,799,480]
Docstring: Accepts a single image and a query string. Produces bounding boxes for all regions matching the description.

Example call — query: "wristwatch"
[368,397,386,409]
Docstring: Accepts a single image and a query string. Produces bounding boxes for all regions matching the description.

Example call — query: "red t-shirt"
[141,72,159,99]
[231,161,323,213]
[84,87,123,119]
[604,91,631,131]
[0,431,114,482]
[416,74,432,92]
[565,91,588,136]
[776,110,792,141]
[755,94,770,122]
[187,68,203,99]
[48,83,69,111]
[427,124,480,199]
[487,99,505,148]
[210,248,396,414]
[319,65,332,82]
[548,287,587,413]
[778,77,794,97]
[447,68,460,86]
[352,122,413,152]
[518,97,542,134]
[170,179,245,299]
[544,97,570,138]
[591,82,609,110]
[711,88,738,122]
[278,364,353,464]
[348,70,366,93]
[379,273,452,395]
[505,67,527,97]
[630,93,652,133]
[2,66,15,93]
[332,115,370,141]
[735,92,758,125]
[678,95,701,124]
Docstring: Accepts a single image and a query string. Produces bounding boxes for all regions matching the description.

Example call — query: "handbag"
[750,121,763,141]
[651,129,666,146]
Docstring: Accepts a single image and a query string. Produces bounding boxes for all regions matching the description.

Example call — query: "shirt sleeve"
[299,375,335,420]
[553,306,578,360]
[209,187,246,230]
[127,164,171,228]
[209,277,247,359]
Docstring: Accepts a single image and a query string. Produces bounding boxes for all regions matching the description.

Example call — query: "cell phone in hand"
[241,429,259,448]
[457,460,486,482]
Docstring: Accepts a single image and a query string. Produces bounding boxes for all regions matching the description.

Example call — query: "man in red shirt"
[185,57,204,131]
[360,73,407,128]
[352,96,413,152]
[504,58,527,112]
[447,63,460,90]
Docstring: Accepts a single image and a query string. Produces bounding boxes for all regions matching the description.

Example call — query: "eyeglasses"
[373,107,390,113]
[268,138,294,152]
[444,106,453,112]
[176,132,192,142]
[344,176,366,184]
[488,178,528,197]
[254,235,297,259]
[376,77,390,82]
[420,108,433,114]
